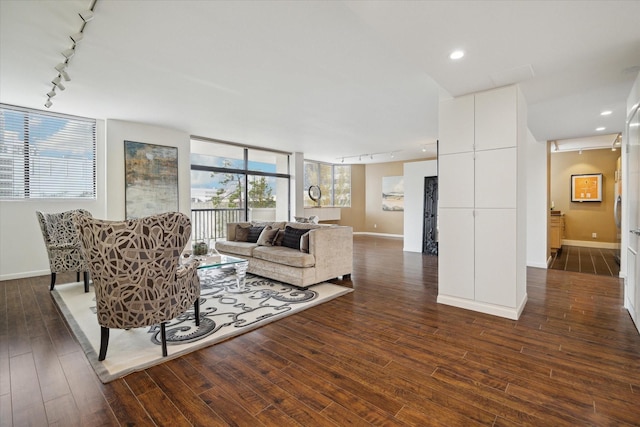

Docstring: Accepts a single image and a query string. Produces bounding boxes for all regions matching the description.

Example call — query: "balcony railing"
[191,208,244,241]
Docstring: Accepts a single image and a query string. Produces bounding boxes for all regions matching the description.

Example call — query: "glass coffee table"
[194,254,249,293]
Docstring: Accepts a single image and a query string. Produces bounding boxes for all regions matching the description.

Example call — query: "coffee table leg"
[228,261,249,293]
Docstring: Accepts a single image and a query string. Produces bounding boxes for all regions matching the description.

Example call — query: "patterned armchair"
[73,211,201,361]
[36,209,91,292]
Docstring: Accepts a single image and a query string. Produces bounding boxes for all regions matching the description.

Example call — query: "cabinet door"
[475,148,517,209]
[438,152,474,208]
[438,208,475,300]
[475,209,517,308]
[475,85,517,151]
[439,94,474,155]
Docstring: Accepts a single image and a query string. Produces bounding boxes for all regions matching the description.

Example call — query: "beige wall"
[336,164,366,231]
[550,148,619,243]
[364,161,406,235]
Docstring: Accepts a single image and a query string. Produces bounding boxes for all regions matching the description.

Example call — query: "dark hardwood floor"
[2,235,640,426]
[550,245,620,277]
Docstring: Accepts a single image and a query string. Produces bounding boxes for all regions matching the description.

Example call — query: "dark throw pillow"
[281,226,309,250]
[247,226,266,243]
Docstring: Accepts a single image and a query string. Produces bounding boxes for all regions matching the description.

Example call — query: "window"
[0,104,96,199]
[304,160,351,207]
[190,138,291,240]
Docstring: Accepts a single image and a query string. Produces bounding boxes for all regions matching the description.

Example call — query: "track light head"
[47,90,56,98]
[62,48,75,59]
[52,76,66,91]
[79,10,94,22]
[45,100,53,108]
[55,63,67,72]
[70,32,84,43]
[60,70,70,81]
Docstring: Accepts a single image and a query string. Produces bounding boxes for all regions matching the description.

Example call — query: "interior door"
[626,104,640,331]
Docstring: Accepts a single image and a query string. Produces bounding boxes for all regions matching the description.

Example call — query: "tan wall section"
[364,161,405,235]
[550,148,619,243]
[336,164,366,231]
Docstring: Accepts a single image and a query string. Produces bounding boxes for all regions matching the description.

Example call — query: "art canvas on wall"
[382,176,404,211]
[124,141,178,219]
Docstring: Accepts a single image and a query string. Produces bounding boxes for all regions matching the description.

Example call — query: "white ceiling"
[1,1,639,164]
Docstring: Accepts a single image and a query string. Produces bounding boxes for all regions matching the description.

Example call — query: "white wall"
[0,120,107,280]
[403,160,438,252]
[526,130,548,268]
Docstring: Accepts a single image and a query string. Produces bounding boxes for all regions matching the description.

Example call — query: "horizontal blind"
[0,104,96,199]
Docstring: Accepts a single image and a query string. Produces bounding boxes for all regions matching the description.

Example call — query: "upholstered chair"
[36,209,91,292]
[74,211,201,361]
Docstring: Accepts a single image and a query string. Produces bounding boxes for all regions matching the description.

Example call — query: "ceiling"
[1,1,639,164]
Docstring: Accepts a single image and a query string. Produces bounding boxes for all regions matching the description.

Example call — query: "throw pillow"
[281,226,309,250]
[273,229,285,246]
[300,231,310,253]
[247,226,266,243]
[256,226,279,246]
[235,224,251,242]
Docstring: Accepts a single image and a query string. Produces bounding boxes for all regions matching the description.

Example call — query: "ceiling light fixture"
[341,158,344,163]
[450,50,465,60]
[62,48,75,59]
[596,127,606,131]
[422,146,427,152]
[70,32,84,43]
[601,110,612,116]
[45,0,97,108]
[79,10,94,22]
[52,76,66,90]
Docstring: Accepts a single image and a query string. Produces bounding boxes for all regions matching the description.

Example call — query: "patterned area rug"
[52,269,352,383]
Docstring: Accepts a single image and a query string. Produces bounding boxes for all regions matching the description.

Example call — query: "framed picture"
[571,173,602,202]
[124,141,179,219]
[382,176,404,211]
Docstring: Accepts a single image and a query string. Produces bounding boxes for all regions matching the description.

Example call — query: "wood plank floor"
[2,235,640,426]
[550,245,620,277]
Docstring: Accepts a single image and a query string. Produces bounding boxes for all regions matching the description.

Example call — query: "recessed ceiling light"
[601,110,612,116]
[449,50,465,60]
[596,127,606,131]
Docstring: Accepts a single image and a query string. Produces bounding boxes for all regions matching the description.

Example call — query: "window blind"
[0,104,96,199]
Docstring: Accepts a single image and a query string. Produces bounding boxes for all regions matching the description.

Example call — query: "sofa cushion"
[235,224,251,241]
[215,241,257,257]
[253,246,315,268]
[281,226,309,250]
[256,226,279,246]
[247,225,265,243]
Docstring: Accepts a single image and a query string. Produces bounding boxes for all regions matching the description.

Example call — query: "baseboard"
[562,240,620,249]
[0,269,50,282]
[436,294,527,320]
[353,232,403,239]
[527,261,548,269]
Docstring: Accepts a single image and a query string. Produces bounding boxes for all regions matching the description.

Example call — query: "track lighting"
[70,32,84,43]
[341,158,344,163]
[62,48,75,59]
[79,10,94,22]
[44,1,96,108]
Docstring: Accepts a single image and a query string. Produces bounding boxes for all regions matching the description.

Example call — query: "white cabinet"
[437,85,526,320]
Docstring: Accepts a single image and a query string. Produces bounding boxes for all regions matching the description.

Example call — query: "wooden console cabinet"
[550,215,565,253]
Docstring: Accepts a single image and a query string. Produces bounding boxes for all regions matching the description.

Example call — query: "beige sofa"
[215,221,353,288]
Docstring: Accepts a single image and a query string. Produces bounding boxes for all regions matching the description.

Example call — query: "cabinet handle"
[630,229,640,235]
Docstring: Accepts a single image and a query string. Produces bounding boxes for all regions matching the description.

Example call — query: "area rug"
[52,269,352,383]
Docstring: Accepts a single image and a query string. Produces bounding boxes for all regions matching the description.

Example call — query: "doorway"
[422,176,438,255]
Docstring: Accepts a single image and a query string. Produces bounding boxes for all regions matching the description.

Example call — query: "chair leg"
[160,322,168,357]
[76,272,80,282]
[98,327,109,361]
[83,272,90,293]
[194,298,200,327]
[49,273,56,291]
